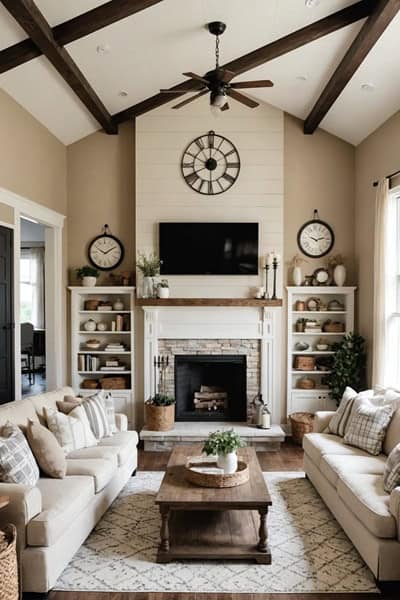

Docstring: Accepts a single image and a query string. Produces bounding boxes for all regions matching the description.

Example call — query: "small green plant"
[158,279,169,288]
[136,251,161,277]
[202,429,245,456]
[325,332,366,405]
[76,265,99,279]
[146,393,175,407]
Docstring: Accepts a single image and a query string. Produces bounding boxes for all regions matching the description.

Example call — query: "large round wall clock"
[88,225,124,271]
[297,211,335,258]
[181,130,240,195]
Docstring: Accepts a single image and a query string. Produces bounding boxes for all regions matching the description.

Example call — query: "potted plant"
[157,279,170,299]
[136,251,162,298]
[76,266,99,287]
[202,429,245,474]
[325,333,366,405]
[328,253,346,286]
[290,254,308,286]
[295,318,307,333]
[145,393,175,431]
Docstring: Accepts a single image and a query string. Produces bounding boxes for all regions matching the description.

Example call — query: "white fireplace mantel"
[142,305,282,424]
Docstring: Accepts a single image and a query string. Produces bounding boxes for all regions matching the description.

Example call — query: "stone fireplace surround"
[140,302,285,450]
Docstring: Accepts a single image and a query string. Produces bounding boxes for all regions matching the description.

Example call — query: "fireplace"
[175,354,247,422]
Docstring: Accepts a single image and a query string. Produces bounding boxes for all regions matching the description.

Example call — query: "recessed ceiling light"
[118,90,128,97]
[361,83,375,92]
[305,0,320,6]
[96,43,110,55]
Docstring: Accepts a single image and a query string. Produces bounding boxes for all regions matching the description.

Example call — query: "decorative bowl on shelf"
[316,344,329,351]
[86,339,101,350]
[295,342,310,351]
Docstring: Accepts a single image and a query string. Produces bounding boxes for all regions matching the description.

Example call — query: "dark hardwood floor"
[42,443,396,600]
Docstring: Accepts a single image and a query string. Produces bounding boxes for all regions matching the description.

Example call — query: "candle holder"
[263,264,270,299]
[153,355,170,396]
[271,257,278,300]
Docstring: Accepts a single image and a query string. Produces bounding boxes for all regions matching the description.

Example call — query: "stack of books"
[104,342,126,352]
[304,320,322,333]
[100,358,126,372]
[78,354,99,372]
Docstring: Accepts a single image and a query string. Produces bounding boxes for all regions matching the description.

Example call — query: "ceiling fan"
[160,21,274,111]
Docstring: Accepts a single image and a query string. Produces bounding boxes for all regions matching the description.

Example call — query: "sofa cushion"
[66,445,120,467]
[303,433,371,466]
[337,472,396,539]
[66,458,115,493]
[0,398,39,429]
[26,420,66,479]
[97,431,138,466]
[27,475,94,546]
[321,453,386,488]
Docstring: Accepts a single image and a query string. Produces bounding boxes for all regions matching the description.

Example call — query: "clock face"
[297,220,334,258]
[181,130,240,195]
[88,234,124,271]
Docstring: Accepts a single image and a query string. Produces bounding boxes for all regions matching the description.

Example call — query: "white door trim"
[0,187,65,399]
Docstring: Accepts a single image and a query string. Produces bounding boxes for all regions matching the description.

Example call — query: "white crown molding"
[0,186,65,228]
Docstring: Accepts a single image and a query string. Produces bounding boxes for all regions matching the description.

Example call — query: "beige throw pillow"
[44,406,97,454]
[26,420,66,479]
[56,399,81,414]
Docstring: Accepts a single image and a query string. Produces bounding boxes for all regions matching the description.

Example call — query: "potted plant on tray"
[136,251,162,298]
[157,279,170,299]
[145,393,175,431]
[202,429,245,474]
[76,265,99,287]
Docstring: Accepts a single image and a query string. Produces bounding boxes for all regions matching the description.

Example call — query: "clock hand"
[310,237,319,242]
[103,246,117,254]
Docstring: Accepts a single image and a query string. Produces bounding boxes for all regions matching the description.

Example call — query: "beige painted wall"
[355,110,400,380]
[0,202,14,225]
[67,121,135,285]
[284,114,356,284]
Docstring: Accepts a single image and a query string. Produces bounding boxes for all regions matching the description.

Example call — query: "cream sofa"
[303,409,400,582]
[0,387,138,595]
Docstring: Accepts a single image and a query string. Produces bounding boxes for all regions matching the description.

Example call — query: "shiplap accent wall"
[135,97,284,298]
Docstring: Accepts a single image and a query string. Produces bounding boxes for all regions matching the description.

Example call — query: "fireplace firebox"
[175,354,247,421]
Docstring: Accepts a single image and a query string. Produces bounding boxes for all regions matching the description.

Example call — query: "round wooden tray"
[184,456,249,488]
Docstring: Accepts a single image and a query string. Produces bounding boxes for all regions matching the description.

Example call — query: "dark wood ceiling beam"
[304,0,400,134]
[0,0,117,134]
[113,0,377,124]
[0,0,163,74]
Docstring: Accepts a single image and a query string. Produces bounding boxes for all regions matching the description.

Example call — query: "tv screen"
[159,222,259,275]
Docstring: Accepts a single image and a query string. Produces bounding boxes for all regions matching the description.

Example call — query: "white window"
[385,190,400,387]
[20,247,45,329]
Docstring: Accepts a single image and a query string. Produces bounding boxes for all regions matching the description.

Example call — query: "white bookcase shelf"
[69,286,135,427]
[286,286,356,416]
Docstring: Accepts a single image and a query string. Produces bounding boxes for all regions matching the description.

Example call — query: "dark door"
[0,225,14,404]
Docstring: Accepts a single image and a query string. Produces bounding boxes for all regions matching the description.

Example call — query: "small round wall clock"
[88,225,124,271]
[181,130,240,195]
[297,210,334,258]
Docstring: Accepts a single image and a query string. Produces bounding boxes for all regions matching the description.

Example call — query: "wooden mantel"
[135,298,282,307]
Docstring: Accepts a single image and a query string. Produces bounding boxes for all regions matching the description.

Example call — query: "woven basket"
[84,299,100,311]
[0,525,19,600]
[294,356,315,371]
[323,321,345,333]
[100,376,127,390]
[290,412,315,445]
[81,379,99,390]
[145,403,175,431]
[185,458,249,488]
[297,377,315,390]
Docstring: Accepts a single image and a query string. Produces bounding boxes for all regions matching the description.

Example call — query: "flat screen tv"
[159,222,259,275]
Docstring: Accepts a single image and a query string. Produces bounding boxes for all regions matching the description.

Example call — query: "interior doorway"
[20,217,47,396]
[0,225,14,404]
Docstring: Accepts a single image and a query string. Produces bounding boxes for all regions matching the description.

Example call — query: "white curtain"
[21,247,45,329]
[372,179,397,387]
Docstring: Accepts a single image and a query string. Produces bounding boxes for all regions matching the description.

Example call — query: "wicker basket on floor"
[0,524,19,600]
[290,412,315,445]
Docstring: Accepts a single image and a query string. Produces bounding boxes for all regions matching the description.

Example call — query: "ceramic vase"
[333,264,346,286]
[158,287,170,299]
[142,277,154,298]
[293,266,302,286]
[82,276,97,287]
[83,319,96,332]
[113,298,124,311]
[217,451,238,474]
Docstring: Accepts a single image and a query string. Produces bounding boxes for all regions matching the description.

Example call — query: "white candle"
[266,253,273,266]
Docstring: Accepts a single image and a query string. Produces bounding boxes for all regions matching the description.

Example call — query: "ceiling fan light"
[211,92,227,108]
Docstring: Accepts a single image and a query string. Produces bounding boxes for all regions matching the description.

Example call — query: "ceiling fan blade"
[221,69,236,83]
[227,89,259,108]
[172,90,209,109]
[221,103,230,111]
[160,88,205,93]
[231,79,274,89]
[182,72,209,84]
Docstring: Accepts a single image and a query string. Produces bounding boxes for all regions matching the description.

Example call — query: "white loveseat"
[303,409,400,582]
[0,387,138,595]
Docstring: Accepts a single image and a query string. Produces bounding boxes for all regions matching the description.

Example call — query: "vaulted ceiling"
[0,0,399,146]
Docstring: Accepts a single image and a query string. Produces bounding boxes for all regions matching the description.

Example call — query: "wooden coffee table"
[155,445,272,564]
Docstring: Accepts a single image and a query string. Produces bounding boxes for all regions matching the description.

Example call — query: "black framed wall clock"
[297,210,334,258]
[88,225,124,271]
[181,130,240,195]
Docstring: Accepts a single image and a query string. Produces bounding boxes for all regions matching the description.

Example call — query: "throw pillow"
[328,387,358,437]
[56,398,81,414]
[344,400,395,455]
[101,392,117,434]
[0,422,39,485]
[384,443,400,493]
[44,406,97,454]
[26,420,66,479]
[80,392,112,439]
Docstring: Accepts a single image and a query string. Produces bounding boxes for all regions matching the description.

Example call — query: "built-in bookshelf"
[69,286,135,426]
[286,286,356,416]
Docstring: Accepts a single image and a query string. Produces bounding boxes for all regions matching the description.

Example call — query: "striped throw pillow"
[0,422,39,485]
[45,406,97,454]
[81,392,111,439]
[344,400,395,455]
[384,443,400,493]
[328,387,358,437]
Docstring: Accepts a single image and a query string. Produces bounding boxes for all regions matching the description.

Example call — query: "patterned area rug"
[55,471,378,593]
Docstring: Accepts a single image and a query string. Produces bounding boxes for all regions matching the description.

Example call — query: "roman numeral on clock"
[185,172,199,185]
[227,162,239,169]
[222,173,235,184]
